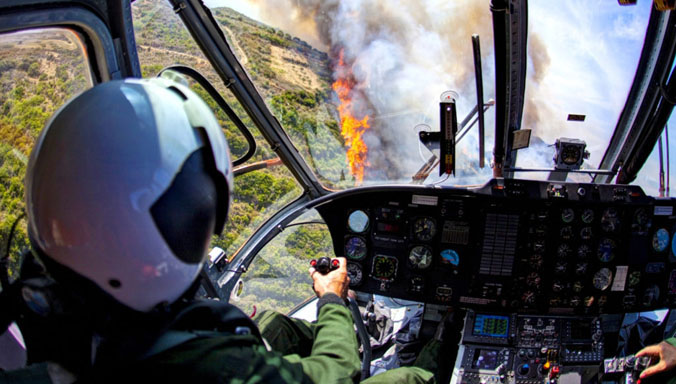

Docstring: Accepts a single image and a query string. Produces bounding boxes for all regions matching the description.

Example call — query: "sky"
[204,0,674,196]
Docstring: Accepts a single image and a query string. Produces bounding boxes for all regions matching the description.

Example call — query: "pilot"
[3,78,437,383]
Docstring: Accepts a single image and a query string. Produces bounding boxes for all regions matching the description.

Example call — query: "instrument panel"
[316,178,676,314]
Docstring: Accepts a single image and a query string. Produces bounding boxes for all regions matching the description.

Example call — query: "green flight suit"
[121,295,361,383]
[254,310,436,384]
[0,296,360,383]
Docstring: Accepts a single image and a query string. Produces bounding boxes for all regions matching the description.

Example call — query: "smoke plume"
[214,0,500,182]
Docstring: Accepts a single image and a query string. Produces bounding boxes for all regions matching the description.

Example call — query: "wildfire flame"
[332,51,370,185]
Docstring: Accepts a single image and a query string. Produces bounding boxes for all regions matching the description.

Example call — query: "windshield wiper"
[158,65,257,167]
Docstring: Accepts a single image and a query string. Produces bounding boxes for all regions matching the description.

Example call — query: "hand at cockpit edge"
[636,340,676,378]
[310,256,350,299]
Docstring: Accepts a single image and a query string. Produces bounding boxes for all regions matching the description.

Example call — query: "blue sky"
[519,0,674,197]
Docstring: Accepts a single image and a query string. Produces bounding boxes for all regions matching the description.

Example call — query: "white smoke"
[206,0,657,190]
[206,0,497,184]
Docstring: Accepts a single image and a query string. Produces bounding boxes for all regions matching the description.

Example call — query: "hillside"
[132,0,349,189]
[0,1,342,314]
[132,0,346,313]
[0,29,91,277]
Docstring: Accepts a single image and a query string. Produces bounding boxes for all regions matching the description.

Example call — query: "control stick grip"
[310,257,339,275]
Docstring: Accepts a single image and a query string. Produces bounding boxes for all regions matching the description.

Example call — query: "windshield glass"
[204,0,656,190]
[517,0,653,180]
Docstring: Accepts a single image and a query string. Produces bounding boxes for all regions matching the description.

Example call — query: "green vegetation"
[236,215,334,315]
[0,0,346,315]
[0,30,91,281]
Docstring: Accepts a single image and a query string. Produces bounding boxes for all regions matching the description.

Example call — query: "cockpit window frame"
[0,5,125,84]
[167,0,327,199]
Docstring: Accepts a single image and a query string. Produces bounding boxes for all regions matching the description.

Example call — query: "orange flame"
[332,51,370,185]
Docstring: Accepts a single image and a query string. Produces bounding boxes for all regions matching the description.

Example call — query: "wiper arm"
[158,65,257,166]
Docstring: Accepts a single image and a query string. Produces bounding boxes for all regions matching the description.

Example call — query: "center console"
[451,311,604,384]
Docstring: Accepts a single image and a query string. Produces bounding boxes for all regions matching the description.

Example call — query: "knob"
[625,356,636,369]
[592,330,603,342]
[518,364,531,376]
[519,349,527,359]
[577,187,586,197]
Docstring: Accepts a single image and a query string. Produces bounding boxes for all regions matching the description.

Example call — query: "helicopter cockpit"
[1,0,676,383]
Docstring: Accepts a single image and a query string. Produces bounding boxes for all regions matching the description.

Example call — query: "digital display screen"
[473,314,509,338]
[472,349,499,370]
[570,319,591,340]
[376,222,402,234]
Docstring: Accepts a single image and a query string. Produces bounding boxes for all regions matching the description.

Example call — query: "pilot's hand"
[310,257,349,299]
[636,341,676,378]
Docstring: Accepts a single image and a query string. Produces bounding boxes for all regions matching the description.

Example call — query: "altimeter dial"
[413,217,436,241]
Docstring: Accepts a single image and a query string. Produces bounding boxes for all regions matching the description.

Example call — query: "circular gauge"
[634,208,650,231]
[526,272,541,288]
[440,249,460,266]
[575,262,588,276]
[533,240,546,252]
[554,261,568,275]
[530,254,543,269]
[535,225,548,237]
[372,255,398,281]
[561,208,575,224]
[552,280,565,292]
[560,226,573,240]
[549,297,563,307]
[522,291,536,306]
[557,244,572,258]
[593,268,613,291]
[345,236,367,260]
[572,281,584,293]
[570,296,581,307]
[347,262,363,286]
[601,208,620,233]
[643,285,660,307]
[578,244,591,259]
[653,228,670,252]
[348,210,369,233]
[628,271,641,287]
[581,209,595,224]
[597,238,616,262]
[409,245,433,269]
[409,276,425,293]
[580,227,593,240]
[413,217,436,241]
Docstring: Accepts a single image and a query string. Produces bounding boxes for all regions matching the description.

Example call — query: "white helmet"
[25,78,233,312]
